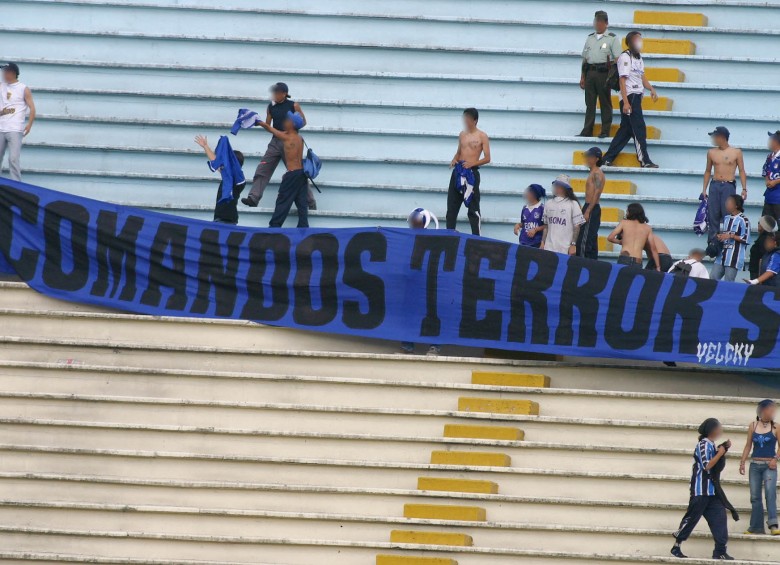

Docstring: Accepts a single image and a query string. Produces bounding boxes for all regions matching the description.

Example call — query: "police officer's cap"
[594,11,608,22]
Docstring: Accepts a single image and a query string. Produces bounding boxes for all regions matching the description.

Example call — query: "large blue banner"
[0,179,778,369]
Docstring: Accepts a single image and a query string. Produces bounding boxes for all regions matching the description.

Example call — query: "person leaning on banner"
[669,248,710,279]
[578,11,621,138]
[745,232,780,287]
[762,131,780,220]
[602,31,659,169]
[749,215,777,279]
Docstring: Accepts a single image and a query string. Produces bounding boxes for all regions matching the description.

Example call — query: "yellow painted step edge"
[431,450,511,467]
[458,397,540,415]
[390,530,474,547]
[444,423,524,442]
[646,68,685,83]
[634,10,708,27]
[599,236,614,252]
[573,151,639,168]
[601,207,624,223]
[404,503,487,522]
[418,476,499,494]
[571,178,636,195]
[471,371,550,388]
[377,555,458,565]
[621,38,695,55]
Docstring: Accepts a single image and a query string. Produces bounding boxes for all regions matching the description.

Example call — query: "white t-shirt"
[668,259,710,279]
[0,81,28,133]
[543,197,585,254]
[617,52,645,96]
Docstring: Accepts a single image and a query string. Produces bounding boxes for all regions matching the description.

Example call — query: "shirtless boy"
[577,147,605,259]
[644,233,673,272]
[447,108,491,235]
[607,202,661,270]
[703,126,747,248]
[257,111,308,228]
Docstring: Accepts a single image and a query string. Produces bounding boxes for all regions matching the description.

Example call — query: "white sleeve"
[617,52,631,78]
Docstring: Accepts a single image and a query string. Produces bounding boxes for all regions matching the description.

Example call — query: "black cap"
[769,131,780,143]
[1,62,19,77]
[585,147,603,159]
[594,10,608,22]
[708,126,730,140]
[270,82,290,97]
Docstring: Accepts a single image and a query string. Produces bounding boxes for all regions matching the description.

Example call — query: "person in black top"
[242,82,315,209]
[195,135,246,224]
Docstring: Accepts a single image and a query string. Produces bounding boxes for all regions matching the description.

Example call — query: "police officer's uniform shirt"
[617,52,645,95]
[762,150,780,204]
[542,197,585,254]
[582,32,621,64]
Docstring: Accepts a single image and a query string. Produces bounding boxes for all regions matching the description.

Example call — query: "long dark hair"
[757,399,777,429]
[555,183,579,204]
[698,418,720,441]
[626,202,648,224]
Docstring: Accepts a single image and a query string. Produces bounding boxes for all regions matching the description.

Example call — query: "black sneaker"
[714,554,734,560]
[642,162,659,169]
[598,132,610,138]
[577,132,593,137]
[241,197,258,207]
[602,161,613,167]
[670,546,687,558]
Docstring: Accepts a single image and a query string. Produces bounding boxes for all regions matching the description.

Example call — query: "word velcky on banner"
[1,180,779,368]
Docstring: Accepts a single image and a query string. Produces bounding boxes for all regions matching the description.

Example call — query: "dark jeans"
[269,169,309,228]
[446,168,481,235]
[674,495,728,557]
[617,254,642,268]
[645,253,674,272]
[249,137,316,209]
[581,68,612,136]
[707,180,737,244]
[763,201,780,221]
[576,202,601,259]
[603,93,652,166]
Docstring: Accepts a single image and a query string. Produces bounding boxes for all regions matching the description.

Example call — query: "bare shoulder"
[479,128,489,141]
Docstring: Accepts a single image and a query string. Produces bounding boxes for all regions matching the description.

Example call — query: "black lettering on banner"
[342,232,387,330]
[241,233,291,321]
[604,269,663,350]
[410,235,460,337]
[41,201,90,292]
[730,286,780,359]
[293,233,339,326]
[460,239,509,340]
[140,222,189,310]
[90,211,144,301]
[654,277,715,353]
[507,247,557,344]
[192,229,247,316]
[555,258,611,347]
[0,184,40,281]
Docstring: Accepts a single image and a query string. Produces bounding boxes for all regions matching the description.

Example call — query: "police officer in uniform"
[579,11,621,138]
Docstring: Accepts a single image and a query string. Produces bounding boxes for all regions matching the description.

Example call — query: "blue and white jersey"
[762,150,780,205]
[690,438,716,497]
[718,213,749,270]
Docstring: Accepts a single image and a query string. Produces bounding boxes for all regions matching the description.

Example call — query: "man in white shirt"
[541,174,586,255]
[669,249,710,279]
[602,32,659,169]
[0,63,35,181]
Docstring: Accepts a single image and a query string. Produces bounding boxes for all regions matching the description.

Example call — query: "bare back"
[708,146,741,182]
[645,233,670,256]
[619,220,653,260]
[458,129,486,165]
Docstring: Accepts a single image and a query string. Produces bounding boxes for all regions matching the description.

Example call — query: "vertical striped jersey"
[718,213,750,270]
[690,438,716,497]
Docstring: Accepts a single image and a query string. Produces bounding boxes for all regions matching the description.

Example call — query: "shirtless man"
[607,202,661,270]
[577,147,605,259]
[702,126,747,249]
[446,107,491,235]
[257,111,308,228]
[644,232,673,272]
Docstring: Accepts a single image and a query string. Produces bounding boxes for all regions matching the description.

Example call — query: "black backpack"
[670,261,693,278]
[606,49,629,92]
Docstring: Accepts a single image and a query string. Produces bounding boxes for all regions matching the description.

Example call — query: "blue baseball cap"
[769,131,780,143]
[286,111,304,130]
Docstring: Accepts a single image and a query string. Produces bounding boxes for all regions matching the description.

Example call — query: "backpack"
[669,260,693,278]
[302,139,322,192]
[606,49,629,92]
